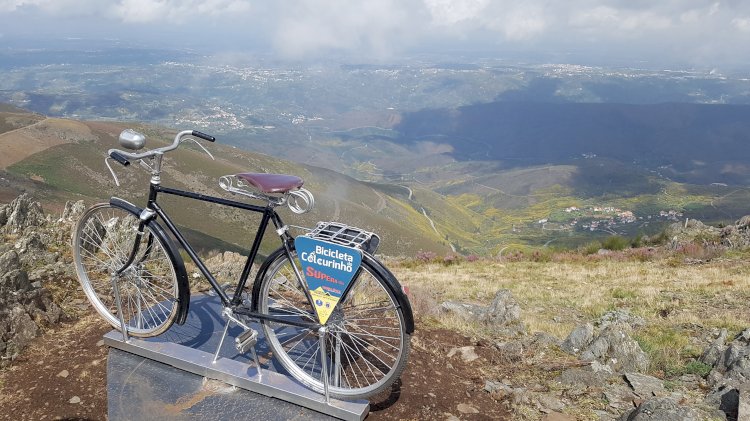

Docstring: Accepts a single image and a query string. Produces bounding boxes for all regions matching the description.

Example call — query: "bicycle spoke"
[338,334,383,382]
[341,322,403,343]
[341,321,402,357]
[257,247,410,398]
[74,204,180,338]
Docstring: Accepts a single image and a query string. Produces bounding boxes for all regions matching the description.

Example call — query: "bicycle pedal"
[235,328,259,354]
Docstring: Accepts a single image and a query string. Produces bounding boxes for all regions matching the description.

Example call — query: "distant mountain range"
[395,101,750,185]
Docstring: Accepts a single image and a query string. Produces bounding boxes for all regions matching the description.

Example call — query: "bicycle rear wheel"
[252,247,410,399]
[72,203,181,337]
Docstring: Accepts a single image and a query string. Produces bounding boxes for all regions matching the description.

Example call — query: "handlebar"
[109,151,131,166]
[105,129,215,185]
[191,130,215,142]
[108,129,213,164]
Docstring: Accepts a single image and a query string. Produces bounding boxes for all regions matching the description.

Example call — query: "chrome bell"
[118,129,146,150]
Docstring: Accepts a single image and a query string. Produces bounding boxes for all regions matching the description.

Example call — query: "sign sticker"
[295,236,363,324]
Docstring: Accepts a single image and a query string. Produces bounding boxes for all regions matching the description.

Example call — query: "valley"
[2,47,750,255]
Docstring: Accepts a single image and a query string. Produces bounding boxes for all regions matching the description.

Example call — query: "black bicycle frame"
[139,183,319,329]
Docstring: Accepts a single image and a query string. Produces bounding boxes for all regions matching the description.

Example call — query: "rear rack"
[306,222,380,255]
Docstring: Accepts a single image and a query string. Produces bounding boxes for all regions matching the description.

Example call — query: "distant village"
[531,206,684,234]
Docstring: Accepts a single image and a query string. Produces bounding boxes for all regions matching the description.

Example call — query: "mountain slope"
[0,109,453,256]
[5,105,750,255]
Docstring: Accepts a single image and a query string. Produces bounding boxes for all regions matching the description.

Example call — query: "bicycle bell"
[118,129,146,150]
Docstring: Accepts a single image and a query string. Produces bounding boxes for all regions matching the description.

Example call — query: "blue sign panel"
[295,236,363,324]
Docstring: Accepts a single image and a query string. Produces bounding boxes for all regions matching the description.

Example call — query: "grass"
[392,252,750,377]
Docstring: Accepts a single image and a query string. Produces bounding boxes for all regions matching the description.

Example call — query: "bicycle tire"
[252,246,411,399]
[72,203,183,337]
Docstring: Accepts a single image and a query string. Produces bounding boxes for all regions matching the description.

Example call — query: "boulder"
[204,251,246,286]
[440,289,524,335]
[440,301,485,320]
[598,310,645,329]
[721,215,750,249]
[557,365,615,389]
[0,195,71,366]
[4,305,38,363]
[13,231,44,253]
[580,323,649,373]
[562,323,594,354]
[447,346,480,363]
[705,386,738,421]
[708,328,750,389]
[702,328,729,367]
[0,249,20,273]
[0,194,45,234]
[603,384,638,412]
[495,340,524,362]
[60,200,86,222]
[524,331,562,350]
[619,397,724,421]
[624,372,666,398]
[483,289,521,325]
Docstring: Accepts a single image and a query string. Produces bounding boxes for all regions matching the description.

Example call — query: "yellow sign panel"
[309,287,340,325]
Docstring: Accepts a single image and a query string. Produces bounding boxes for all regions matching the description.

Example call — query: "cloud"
[0,0,107,15]
[113,0,251,24]
[424,0,489,26]
[570,6,672,33]
[733,17,750,32]
[486,5,547,41]
[0,0,250,21]
[0,0,749,67]
[272,0,417,59]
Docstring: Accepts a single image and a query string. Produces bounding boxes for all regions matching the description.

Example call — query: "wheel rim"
[259,252,407,398]
[73,204,179,337]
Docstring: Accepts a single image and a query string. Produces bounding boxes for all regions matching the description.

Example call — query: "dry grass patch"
[393,256,750,375]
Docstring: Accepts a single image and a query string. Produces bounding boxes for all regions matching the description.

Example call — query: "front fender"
[109,197,191,325]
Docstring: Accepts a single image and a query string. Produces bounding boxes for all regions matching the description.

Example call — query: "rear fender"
[362,253,415,334]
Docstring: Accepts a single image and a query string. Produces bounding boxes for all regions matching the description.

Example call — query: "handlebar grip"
[110,151,131,166]
[191,130,216,142]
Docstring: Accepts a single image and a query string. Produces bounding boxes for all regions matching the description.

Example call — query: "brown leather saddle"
[235,173,304,194]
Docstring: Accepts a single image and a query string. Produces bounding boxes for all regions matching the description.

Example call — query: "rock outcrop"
[0,195,82,367]
[618,397,724,421]
[441,289,525,336]
[562,311,650,373]
[665,214,750,252]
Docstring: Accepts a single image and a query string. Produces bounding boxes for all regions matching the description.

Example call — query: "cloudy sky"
[1,0,749,68]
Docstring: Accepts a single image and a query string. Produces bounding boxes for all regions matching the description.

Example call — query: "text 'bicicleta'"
[300,245,355,273]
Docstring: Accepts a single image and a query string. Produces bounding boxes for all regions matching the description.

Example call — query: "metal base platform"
[104,293,369,420]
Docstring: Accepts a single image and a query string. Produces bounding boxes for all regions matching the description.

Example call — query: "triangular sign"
[295,236,362,325]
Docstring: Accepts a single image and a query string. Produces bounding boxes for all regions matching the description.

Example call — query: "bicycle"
[71,129,414,400]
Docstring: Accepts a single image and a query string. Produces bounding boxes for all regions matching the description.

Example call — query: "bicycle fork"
[111,213,154,341]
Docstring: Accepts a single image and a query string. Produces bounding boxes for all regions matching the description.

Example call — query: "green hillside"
[2,115,451,256]
[3,106,750,256]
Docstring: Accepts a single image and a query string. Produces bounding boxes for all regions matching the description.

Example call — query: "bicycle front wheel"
[252,247,410,399]
[72,203,181,337]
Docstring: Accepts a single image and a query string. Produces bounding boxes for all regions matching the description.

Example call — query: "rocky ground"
[2,194,750,420]
[0,195,509,420]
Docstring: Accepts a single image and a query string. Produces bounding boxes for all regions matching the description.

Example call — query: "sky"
[1,0,750,69]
